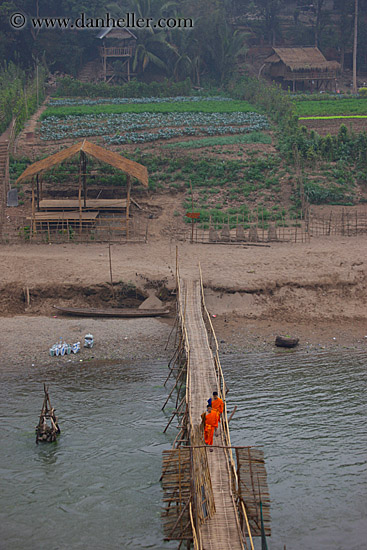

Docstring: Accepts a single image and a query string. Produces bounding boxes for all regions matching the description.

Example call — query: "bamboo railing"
[164,257,269,549]
[175,260,217,550]
[198,262,255,550]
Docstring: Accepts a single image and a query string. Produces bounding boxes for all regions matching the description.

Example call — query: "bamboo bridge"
[161,264,270,549]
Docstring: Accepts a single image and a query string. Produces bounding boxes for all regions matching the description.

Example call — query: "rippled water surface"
[222,349,367,550]
[0,350,366,550]
[0,359,176,550]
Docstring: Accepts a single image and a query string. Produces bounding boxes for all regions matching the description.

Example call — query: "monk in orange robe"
[211,391,224,422]
[204,405,218,448]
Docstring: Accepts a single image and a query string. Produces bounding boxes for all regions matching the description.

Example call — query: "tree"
[256,0,284,46]
[333,0,354,70]
[353,0,358,93]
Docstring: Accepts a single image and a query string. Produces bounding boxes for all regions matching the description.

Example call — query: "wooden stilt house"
[97,27,137,83]
[264,47,341,91]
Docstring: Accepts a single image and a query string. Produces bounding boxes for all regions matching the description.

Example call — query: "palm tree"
[106,0,179,77]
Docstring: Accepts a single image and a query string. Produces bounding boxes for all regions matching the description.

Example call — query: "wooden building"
[16,140,148,240]
[263,47,340,91]
[97,27,137,83]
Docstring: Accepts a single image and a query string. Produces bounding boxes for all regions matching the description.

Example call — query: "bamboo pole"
[163,396,186,433]
[126,174,131,240]
[36,174,40,212]
[189,180,194,244]
[356,210,358,235]
[108,242,115,300]
[162,368,186,411]
[31,178,36,238]
[81,151,87,208]
[78,154,82,236]
[328,211,332,235]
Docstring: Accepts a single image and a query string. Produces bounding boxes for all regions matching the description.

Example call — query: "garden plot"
[48,95,236,106]
[294,97,367,118]
[294,96,367,135]
[39,97,269,144]
[300,117,367,136]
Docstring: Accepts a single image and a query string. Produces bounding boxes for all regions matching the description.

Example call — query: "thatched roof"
[265,47,340,72]
[97,27,137,40]
[16,140,148,187]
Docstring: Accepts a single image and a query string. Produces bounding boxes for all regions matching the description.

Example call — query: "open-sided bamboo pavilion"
[16,139,148,241]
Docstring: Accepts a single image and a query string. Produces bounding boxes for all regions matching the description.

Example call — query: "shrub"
[0,63,47,135]
[304,182,348,204]
[55,77,192,98]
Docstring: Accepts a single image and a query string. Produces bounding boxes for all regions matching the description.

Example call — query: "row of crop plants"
[294,97,367,118]
[39,97,269,143]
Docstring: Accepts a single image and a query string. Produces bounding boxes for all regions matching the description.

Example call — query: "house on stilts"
[262,47,341,92]
[97,27,137,83]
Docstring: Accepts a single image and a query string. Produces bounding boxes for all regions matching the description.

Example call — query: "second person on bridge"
[203,404,219,451]
[211,391,224,422]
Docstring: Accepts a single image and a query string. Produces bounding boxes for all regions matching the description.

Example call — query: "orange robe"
[211,397,224,421]
[204,411,219,446]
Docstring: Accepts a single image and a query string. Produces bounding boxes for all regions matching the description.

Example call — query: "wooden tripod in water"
[35,384,60,444]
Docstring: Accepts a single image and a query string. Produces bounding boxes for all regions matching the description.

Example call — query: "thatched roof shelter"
[264,47,340,91]
[265,47,340,71]
[17,140,148,240]
[16,140,148,187]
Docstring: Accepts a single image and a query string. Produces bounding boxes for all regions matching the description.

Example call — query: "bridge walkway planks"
[179,278,244,550]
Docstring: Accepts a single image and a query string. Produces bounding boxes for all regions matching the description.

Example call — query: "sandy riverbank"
[0,234,366,366]
[0,313,366,372]
[1,234,366,318]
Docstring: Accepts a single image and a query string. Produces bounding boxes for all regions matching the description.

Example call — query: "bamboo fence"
[6,213,149,244]
[161,447,192,541]
[236,447,271,538]
[177,207,367,245]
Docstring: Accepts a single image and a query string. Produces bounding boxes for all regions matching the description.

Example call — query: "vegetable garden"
[39,97,269,145]
[294,97,367,118]
[13,88,364,243]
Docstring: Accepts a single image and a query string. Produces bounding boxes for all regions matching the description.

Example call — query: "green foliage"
[0,63,47,135]
[42,98,258,118]
[40,98,267,144]
[163,132,271,149]
[295,98,367,117]
[230,74,296,127]
[55,77,192,99]
[303,182,348,204]
[281,123,367,166]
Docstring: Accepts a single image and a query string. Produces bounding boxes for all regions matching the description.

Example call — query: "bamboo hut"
[263,47,340,91]
[15,139,148,240]
[97,27,137,82]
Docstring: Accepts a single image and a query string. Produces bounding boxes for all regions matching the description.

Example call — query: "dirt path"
[14,98,49,159]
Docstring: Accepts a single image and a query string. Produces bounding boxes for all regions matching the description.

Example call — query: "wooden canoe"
[53,306,170,318]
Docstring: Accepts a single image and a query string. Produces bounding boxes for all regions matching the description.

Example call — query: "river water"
[0,349,366,550]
